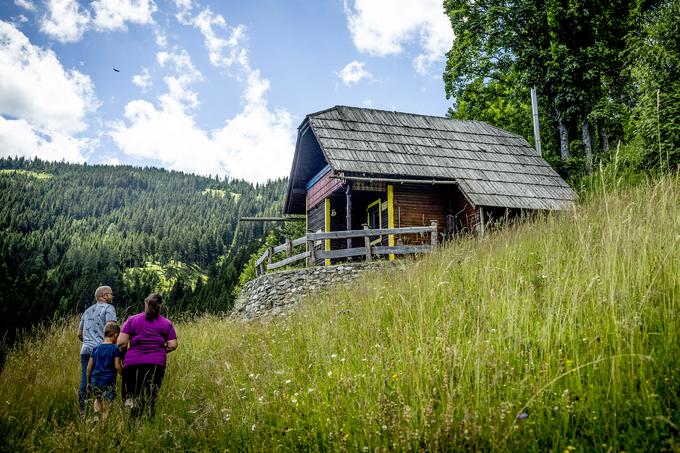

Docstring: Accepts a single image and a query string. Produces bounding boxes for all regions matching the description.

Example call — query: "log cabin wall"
[450,187,479,233]
[392,184,480,242]
[329,194,347,253]
[307,201,326,266]
[306,194,347,265]
[307,202,325,233]
[393,184,448,228]
[392,184,448,245]
[307,169,344,210]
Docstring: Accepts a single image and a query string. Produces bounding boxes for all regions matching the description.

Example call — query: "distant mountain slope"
[0,157,286,340]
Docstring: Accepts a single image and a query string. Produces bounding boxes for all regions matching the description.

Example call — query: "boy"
[86,322,122,423]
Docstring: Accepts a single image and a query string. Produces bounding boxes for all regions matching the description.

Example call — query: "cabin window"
[367,198,382,245]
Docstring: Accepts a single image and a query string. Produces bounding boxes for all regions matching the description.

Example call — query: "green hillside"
[0,157,287,343]
[1,175,677,451]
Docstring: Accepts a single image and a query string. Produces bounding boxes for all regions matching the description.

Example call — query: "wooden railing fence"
[255,221,438,276]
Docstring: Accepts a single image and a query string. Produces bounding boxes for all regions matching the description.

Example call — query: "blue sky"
[0,0,454,182]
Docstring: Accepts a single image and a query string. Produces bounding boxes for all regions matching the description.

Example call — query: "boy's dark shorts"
[91,384,116,401]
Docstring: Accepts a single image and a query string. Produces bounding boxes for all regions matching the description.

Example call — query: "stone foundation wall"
[232,262,383,320]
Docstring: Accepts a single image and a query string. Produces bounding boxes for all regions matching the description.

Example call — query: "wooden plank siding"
[307,170,344,210]
[450,186,480,233]
[307,194,347,266]
[390,184,481,243]
[392,184,447,245]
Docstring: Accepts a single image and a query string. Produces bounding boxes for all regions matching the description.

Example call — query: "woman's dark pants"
[122,364,165,418]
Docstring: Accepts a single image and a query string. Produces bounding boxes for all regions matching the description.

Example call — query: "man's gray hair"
[94,286,112,300]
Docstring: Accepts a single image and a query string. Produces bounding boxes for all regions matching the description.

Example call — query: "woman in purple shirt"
[117,293,177,418]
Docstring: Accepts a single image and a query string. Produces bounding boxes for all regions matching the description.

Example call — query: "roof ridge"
[310,105,484,124]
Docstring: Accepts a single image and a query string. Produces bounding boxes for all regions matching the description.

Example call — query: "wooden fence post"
[307,238,316,267]
[285,237,292,258]
[430,220,438,246]
[266,246,273,272]
[363,224,372,262]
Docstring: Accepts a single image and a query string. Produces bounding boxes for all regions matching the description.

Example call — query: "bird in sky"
[113,68,120,72]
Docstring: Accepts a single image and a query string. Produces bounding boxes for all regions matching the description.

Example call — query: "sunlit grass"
[1,175,678,451]
[0,169,52,180]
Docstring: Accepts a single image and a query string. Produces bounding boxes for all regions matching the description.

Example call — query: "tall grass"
[1,175,678,452]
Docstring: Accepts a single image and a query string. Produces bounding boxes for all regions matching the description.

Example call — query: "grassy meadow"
[1,174,679,452]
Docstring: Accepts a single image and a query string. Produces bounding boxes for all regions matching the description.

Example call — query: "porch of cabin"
[303,168,517,266]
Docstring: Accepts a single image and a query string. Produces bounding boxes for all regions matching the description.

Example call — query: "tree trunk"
[601,125,610,154]
[582,118,593,174]
[558,118,569,161]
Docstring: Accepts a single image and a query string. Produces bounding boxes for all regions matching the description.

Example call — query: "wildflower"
[517,412,528,420]
[291,397,298,404]
[327,370,333,377]
[285,379,292,384]
[307,388,315,393]
[331,353,338,359]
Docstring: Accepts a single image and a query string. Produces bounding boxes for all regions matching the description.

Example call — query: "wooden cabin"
[284,106,576,263]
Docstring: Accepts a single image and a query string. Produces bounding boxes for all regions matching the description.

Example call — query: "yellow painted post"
[387,184,395,260]
[324,198,331,266]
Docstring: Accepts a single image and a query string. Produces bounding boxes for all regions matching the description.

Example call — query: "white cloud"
[110,9,294,182]
[337,60,372,85]
[0,20,98,134]
[92,0,157,31]
[15,0,36,12]
[0,21,96,162]
[154,28,167,47]
[191,8,247,68]
[40,0,90,43]
[156,49,202,107]
[0,117,92,162]
[38,0,157,42]
[103,156,121,165]
[132,67,152,90]
[174,0,193,24]
[343,0,453,74]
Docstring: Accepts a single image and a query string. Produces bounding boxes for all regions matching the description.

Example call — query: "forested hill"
[0,157,286,340]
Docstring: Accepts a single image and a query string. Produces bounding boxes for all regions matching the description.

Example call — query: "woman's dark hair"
[145,293,163,321]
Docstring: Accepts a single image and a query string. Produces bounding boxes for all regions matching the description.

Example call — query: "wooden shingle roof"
[304,106,576,211]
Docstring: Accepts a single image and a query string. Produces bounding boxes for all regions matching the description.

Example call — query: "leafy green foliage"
[627,0,680,170]
[443,0,677,176]
[236,220,306,295]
